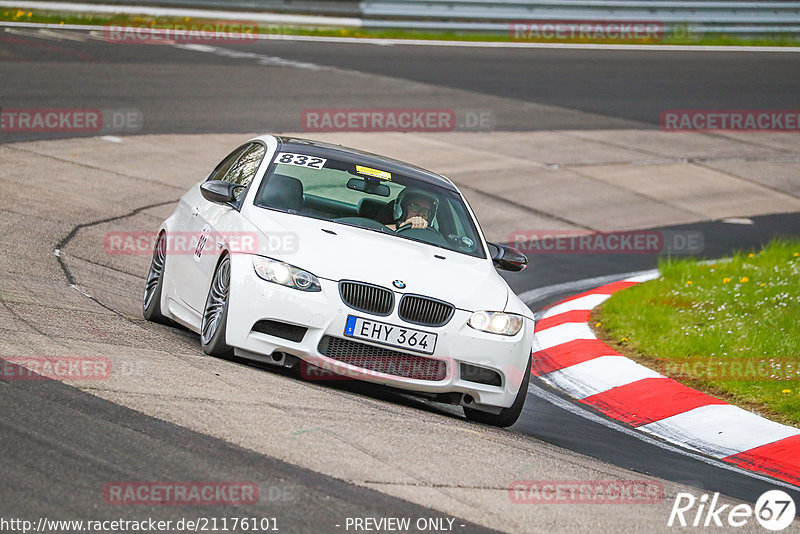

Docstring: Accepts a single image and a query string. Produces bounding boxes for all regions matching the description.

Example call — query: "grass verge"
[594,239,800,428]
[2,7,800,47]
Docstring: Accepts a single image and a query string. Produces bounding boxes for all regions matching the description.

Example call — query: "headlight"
[252,256,321,292]
[468,311,523,336]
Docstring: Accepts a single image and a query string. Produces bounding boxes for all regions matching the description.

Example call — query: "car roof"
[267,135,458,192]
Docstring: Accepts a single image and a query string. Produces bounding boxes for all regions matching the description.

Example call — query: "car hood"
[244,208,509,312]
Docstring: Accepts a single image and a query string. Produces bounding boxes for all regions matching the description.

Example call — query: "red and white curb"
[531,272,800,487]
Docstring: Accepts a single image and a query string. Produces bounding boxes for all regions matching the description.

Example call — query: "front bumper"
[226,254,533,408]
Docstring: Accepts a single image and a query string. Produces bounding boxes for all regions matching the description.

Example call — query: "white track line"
[172,43,326,70]
[520,269,658,307]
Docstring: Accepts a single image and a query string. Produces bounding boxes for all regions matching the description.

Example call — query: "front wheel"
[464,354,532,428]
[143,231,169,324]
[200,255,234,357]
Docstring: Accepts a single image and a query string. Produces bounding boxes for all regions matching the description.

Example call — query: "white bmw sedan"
[144,135,534,426]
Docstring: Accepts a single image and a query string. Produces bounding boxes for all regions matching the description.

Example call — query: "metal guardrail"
[360,0,800,34]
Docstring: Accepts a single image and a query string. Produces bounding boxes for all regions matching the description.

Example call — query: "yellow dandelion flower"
[748,253,754,258]
[760,283,765,287]
[16,10,24,17]
[740,276,749,283]
[723,277,731,284]
[595,322,602,328]
[686,280,693,286]
[795,252,799,257]
[782,389,792,394]
[621,337,628,342]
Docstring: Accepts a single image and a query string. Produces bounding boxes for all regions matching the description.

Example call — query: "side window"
[208,144,250,182]
[223,143,266,191]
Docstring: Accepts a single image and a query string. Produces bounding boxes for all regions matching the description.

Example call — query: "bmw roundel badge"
[392,280,406,289]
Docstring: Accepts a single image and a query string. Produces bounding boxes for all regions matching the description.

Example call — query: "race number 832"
[275,152,326,169]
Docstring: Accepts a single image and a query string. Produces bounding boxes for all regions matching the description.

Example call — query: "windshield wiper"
[334,219,396,235]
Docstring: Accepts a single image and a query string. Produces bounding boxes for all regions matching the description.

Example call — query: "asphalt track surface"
[1,374,497,533]
[2,27,800,531]
[216,41,800,126]
[0,28,799,141]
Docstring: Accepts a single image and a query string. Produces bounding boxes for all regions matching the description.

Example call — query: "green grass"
[594,239,800,427]
[2,8,800,47]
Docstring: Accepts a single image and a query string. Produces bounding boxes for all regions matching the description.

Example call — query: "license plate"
[344,315,437,355]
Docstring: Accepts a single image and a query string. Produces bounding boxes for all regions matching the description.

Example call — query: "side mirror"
[200,180,243,205]
[488,242,528,272]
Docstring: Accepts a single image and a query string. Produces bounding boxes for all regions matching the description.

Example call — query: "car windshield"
[253,149,485,258]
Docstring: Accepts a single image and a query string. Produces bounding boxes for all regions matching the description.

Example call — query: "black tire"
[200,254,234,357]
[464,354,532,428]
[143,231,170,324]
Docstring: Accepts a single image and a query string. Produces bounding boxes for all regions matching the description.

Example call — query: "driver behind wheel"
[386,188,439,231]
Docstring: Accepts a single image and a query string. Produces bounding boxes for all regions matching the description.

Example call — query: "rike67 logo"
[668,489,796,531]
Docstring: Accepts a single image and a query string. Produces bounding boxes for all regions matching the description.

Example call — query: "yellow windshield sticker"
[356,165,391,181]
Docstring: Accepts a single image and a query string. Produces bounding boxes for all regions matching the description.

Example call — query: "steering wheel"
[395,222,438,233]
